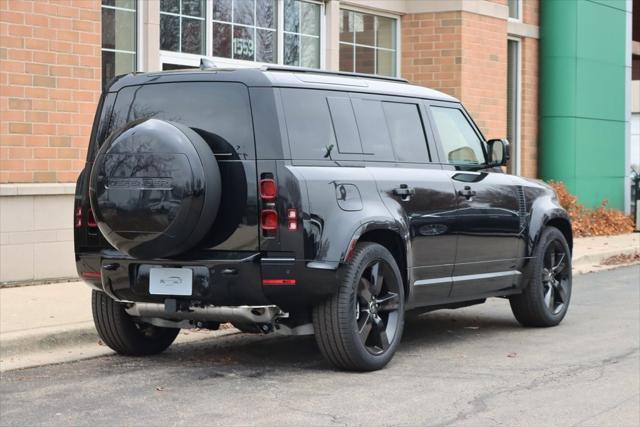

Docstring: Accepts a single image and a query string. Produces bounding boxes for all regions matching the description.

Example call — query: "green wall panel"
[539,0,627,210]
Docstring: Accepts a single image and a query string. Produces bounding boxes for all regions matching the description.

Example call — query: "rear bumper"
[76,250,340,310]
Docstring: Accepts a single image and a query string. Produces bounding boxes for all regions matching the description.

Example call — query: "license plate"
[149,267,193,296]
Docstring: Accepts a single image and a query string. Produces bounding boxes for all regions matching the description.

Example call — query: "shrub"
[547,181,634,237]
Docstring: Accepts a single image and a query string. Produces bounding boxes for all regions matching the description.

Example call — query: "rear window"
[108,82,255,159]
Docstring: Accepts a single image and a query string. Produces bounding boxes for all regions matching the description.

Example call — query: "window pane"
[281,89,337,160]
[234,0,255,26]
[355,46,374,74]
[102,8,135,52]
[160,0,179,13]
[182,17,204,54]
[300,1,319,36]
[301,35,319,68]
[284,0,299,33]
[160,14,179,51]
[182,0,204,17]
[256,0,276,29]
[233,25,255,60]
[508,0,519,19]
[339,43,354,72]
[431,107,485,165]
[339,10,353,43]
[376,49,395,77]
[103,0,135,9]
[212,22,232,57]
[353,99,395,161]
[102,50,135,89]
[212,0,232,21]
[256,29,276,63]
[284,33,299,66]
[327,97,362,154]
[355,12,375,46]
[376,16,395,49]
[382,103,429,163]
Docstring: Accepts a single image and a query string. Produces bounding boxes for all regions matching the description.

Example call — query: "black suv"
[75,65,572,371]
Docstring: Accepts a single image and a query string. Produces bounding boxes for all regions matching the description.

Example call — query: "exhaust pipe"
[125,303,283,324]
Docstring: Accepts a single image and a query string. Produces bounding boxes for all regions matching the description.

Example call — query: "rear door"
[427,102,522,297]
[351,94,459,305]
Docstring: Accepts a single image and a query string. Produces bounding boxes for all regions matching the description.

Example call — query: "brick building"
[0,0,637,283]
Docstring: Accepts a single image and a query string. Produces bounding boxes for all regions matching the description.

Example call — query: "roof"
[107,65,459,103]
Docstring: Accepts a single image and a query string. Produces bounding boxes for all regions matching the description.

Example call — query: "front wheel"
[313,243,405,371]
[92,290,180,356]
[509,226,572,327]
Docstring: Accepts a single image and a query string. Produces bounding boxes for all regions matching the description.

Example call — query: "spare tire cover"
[90,118,221,258]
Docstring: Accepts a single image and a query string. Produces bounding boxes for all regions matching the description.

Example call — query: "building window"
[101,0,137,89]
[339,9,397,77]
[283,0,321,68]
[508,0,521,20]
[160,0,206,54]
[506,38,521,174]
[160,0,322,69]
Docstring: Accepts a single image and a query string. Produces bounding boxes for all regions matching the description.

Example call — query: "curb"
[0,322,98,359]
[572,248,640,271]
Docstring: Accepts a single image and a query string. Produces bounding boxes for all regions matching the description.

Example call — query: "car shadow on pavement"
[110,305,522,374]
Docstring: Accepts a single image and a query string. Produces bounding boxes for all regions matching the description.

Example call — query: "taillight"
[87,208,97,227]
[261,209,278,233]
[260,178,277,201]
[74,207,82,228]
[287,208,297,231]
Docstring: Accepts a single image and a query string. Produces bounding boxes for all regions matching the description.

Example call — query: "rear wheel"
[509,226,572,327]
[92,290,179,356]
[313,243,405,371]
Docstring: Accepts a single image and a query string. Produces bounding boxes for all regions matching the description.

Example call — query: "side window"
[281,89,362,160]
[430,106,486,165]
[352,98,395,161]
[381,102,430,163]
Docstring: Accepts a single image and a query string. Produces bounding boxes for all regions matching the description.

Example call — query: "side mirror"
[487,139,510,167]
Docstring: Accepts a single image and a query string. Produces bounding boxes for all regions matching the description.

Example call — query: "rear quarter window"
[108,82,255,160]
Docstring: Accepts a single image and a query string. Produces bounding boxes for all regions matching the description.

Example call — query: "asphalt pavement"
[1,265,638,426]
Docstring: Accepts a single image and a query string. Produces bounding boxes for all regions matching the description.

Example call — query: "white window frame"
[337,5,401,77]
[508,0,522,22]
[159,0,325,70]
[507,36,522,175]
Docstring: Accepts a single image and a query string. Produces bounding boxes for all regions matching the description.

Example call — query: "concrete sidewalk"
[1,233,638,371]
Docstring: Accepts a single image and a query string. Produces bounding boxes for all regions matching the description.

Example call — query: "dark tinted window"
[352,98,395,161]
[109,82,255,159]
[382,102,429,163]
[327,97,362,154]
[282,88,363,161]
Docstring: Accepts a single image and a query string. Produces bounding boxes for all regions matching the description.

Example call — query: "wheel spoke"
[359,278,373,302]
[552,253,566,273]
[370,262,384,296]
[556,280,569,303]
[372,316,390,350]
[544,285,554,308]
[358,312,373,343]
[377,292,400,312]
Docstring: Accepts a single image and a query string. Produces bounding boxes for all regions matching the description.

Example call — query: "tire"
[509,226,572,327]
[313,242,405,371]
[92,290,180,356]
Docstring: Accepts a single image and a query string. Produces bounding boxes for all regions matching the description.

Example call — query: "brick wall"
[0,0,101,184]
[520,0,539,178]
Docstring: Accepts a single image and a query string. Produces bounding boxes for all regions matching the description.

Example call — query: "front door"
[428,104,522,298]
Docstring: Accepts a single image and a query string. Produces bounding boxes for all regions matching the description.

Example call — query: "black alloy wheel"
[510,226,572,327]
[313,242,405,371]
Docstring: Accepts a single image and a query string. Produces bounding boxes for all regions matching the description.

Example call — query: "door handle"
[457,186,476,199]
[393,184,415,200]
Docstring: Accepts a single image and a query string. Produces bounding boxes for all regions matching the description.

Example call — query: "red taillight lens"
[87,208,97,227]
[74,207,82,228]
[261,209,278,232]
[260,178,277,201]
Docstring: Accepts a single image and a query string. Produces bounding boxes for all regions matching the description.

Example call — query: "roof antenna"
[200,57,217,70]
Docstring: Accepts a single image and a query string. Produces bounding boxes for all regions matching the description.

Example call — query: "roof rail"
[260,64,409,84]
